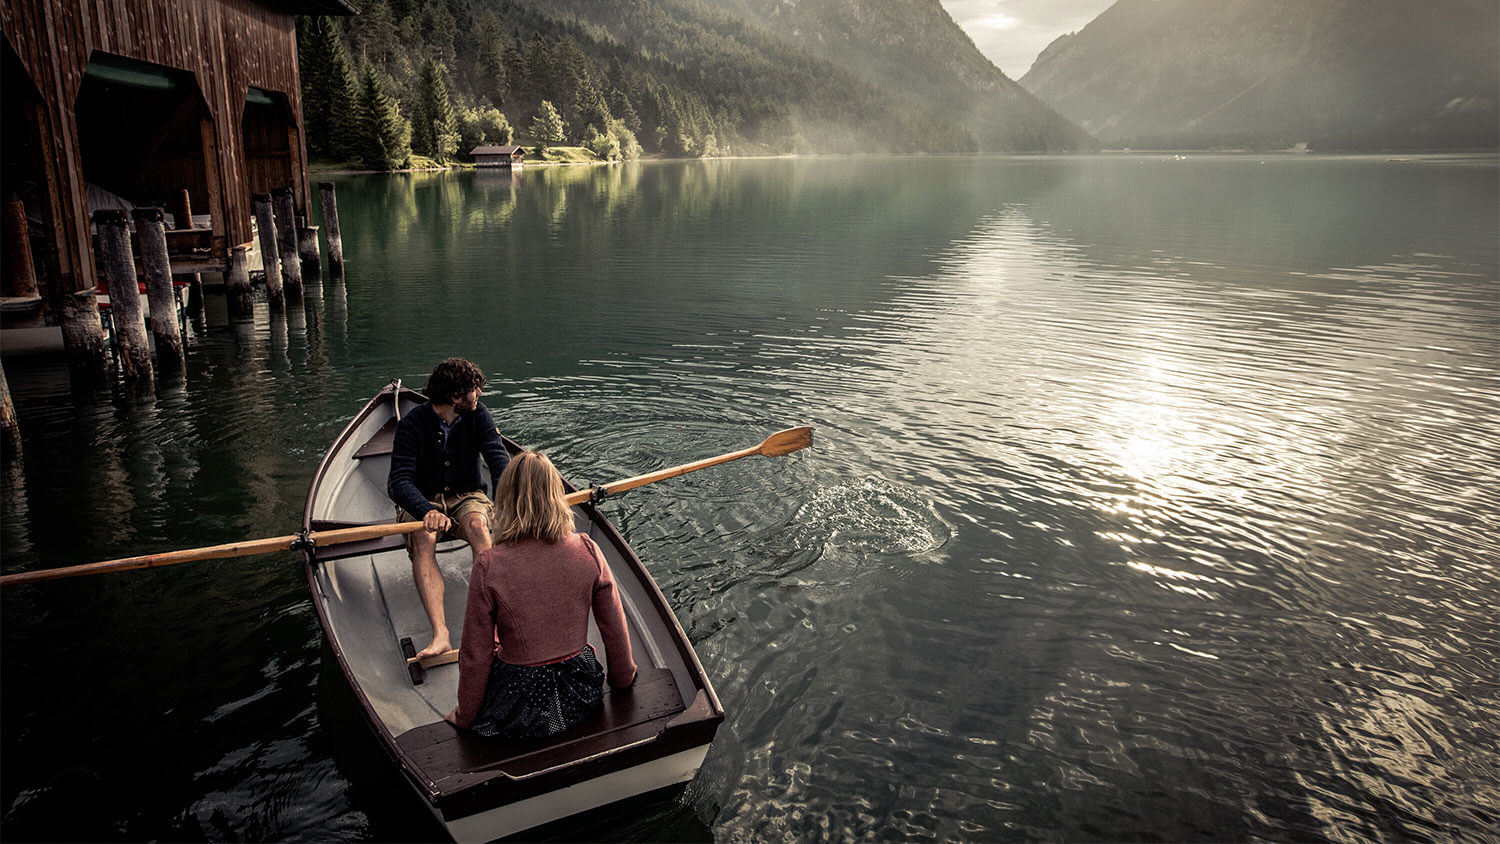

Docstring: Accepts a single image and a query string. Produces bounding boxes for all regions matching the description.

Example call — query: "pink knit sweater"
[453,533,637,728]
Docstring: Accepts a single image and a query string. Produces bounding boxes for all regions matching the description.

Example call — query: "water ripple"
[3,156,1496,842]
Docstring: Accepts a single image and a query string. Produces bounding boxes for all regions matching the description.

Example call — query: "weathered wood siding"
[243,99,298,197]
[1,0,308,293]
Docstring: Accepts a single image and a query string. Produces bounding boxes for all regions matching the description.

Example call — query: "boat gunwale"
[302,384,430,799]
[301,384,724,819]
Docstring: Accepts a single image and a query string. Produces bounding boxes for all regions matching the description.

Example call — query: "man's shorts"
[397,490,494,551]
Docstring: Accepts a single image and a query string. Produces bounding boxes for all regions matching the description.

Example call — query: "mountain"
[690,0,1097,152]
[1019,0,1499,151]
[513,0,980,153]
[322,0,1095,159]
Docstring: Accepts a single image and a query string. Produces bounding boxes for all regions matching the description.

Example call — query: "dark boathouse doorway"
[74,52,215,230]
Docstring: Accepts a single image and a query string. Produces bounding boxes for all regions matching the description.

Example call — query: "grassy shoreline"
[309,145,622,175]
[308,145,814,175]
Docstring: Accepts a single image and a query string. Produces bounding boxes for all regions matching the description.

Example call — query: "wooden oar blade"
[758,426,813,457]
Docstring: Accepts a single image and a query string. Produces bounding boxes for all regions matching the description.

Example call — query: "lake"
[2,154,1497,841]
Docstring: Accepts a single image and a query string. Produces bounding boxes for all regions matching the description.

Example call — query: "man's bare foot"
[417,631,451,659]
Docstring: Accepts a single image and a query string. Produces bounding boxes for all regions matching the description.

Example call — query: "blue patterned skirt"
[470,645,606,741]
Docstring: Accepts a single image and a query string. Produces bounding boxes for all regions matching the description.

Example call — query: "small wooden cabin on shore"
[471,145,525,169]
[1,0,353,374]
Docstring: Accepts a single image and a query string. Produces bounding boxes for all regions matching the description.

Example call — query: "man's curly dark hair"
[425,358,486,405]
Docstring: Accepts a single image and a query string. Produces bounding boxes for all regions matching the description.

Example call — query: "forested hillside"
[1018,0,1499,151]
[297,0,1093,169]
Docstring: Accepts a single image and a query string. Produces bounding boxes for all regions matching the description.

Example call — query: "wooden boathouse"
[471,145,525,169]
[1,0,354,377]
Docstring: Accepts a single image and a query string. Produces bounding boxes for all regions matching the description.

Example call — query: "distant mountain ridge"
[695,0,1096,151]
[514,0,979,153]
[1019,0,1499,150]
[522,0,1094,152]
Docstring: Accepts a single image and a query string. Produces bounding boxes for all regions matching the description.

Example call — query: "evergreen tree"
[551,38,594,134]
[531,100,566,150]
[609,88,642,135]
[446,1,480,101]
[655,93,692,155]
[420,1,458,71]
[475,11,511,108]
[504,31,532,113]
[297,17,332,157]
[413,59,459,163]
[408,92,430,155]
[387,0,415,24]
[350,0,399,80]
[637,81,671,152]
[517,37,552,122]
[357,68,411,170]
[580,93,613,141]
[326,26,361,161]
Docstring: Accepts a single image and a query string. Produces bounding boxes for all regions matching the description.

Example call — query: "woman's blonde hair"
[492,450,575,545]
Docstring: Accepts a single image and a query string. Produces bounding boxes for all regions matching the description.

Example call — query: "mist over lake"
[2,154,1497,841]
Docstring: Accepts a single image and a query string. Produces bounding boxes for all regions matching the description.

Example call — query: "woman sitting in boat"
[446,450,637,739]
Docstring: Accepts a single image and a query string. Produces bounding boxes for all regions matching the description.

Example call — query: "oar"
[0,426,814,588]
[561,425,812,506]
[0,522,428,587]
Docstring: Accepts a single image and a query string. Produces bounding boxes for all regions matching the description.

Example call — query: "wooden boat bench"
[394,667,687,783]
[315,415,506,561]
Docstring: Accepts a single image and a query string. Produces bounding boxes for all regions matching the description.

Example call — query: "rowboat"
[302,383,724,841]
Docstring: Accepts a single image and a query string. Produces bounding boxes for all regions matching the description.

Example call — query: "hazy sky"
[940,0,1118,79]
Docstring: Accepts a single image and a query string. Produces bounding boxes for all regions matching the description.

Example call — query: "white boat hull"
[440,745,709,843]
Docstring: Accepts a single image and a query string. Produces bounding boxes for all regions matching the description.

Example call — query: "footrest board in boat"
[353,418,397,459]
[393,667,685,784]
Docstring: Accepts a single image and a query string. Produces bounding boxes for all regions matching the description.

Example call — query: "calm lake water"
[2,154,1498,842]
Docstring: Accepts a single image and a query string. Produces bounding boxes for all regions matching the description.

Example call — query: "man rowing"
[387,358,511,659]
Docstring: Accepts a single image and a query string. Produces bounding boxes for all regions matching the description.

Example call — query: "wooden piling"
[12,202,106,383]
[93,210,153,381]
[296,214,320,265]
[1,358,19,462]
[170,188,194,231]
[3,200,39,298]
[271,187,303,298]
[319,182,344,268]
[251,193,284,309]
[184,273,204,318]
[131,208,185,367]
[159,189,204,320]
[226,244,252,316]
[59,287,109,381]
